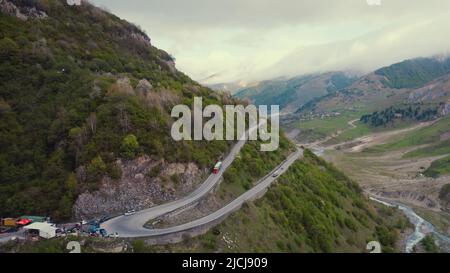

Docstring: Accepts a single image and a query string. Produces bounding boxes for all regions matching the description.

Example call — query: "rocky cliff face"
[0,0,48,20]
[74,156,205,219]
[442,101,450,116]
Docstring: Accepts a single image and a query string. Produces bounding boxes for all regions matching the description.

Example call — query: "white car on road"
[124,210,136,216]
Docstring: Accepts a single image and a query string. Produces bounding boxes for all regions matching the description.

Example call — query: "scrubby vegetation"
[0,0,236,220]
[365,116,450,154]
[439,184,450,204]
[420,235,440,253]
[0,235,127,253]
[293,110,365,142]
[424,156,450,178]
[404,139,450,158]
[142,150,407,253]
[221,133,294,196]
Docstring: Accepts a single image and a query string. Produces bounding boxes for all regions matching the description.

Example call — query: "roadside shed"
[23,222,58,239]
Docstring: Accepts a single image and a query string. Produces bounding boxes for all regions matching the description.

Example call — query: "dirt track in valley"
[301,120,450,235]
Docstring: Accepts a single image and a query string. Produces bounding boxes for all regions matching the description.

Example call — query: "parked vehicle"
[20,216,46,223]
[99,229,108,237]
[67,230,79,237]
[1,227,19,233]
[88,225,99,234]
[16,218,32,226]
[108,232,119,238]
[1,218,17,227]
[124,209,136,216]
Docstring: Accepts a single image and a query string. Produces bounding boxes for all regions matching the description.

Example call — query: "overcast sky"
[89,0,450,85]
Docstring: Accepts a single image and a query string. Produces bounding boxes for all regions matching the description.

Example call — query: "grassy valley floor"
[317,119,450,240]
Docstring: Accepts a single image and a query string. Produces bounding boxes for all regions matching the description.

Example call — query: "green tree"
[421,235,440,253]
[86,155,107,185]
[65,173,78,195]
[121,134,140,159]
[0,37,19,59]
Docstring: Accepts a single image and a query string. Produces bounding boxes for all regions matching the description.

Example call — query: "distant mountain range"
[231,56,450,119]
[232,72,358,113]
[299,56,450,116]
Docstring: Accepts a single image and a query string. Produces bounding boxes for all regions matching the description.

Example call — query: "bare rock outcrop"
[130,32,151,47]
[108,77,134,96]
[74,156,205,220]
[0,0,48,20]
[441,101,450,116]
[135,79,153,97]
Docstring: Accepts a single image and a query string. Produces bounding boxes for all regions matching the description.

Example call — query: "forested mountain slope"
[0,0,234,219]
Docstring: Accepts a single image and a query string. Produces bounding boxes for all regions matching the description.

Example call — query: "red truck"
[16,218,32,226]
[213,162,222,174]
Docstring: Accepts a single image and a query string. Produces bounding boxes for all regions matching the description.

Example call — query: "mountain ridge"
[233,72,358,113]
[0,0,235,220]
[298,56,450,115]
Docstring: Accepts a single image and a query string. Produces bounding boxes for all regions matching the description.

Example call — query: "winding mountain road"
[101,118,284,237]
[102,148,302,237]
[101,114,303,238]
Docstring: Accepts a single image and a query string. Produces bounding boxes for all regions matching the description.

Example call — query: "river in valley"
[370,197,450,253]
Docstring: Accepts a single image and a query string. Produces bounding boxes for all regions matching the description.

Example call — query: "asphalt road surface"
[0,230,26,244]
[102,148,303,237]
[101,120,265,236]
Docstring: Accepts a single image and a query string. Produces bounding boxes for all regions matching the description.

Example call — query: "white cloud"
[89,0,450,83]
